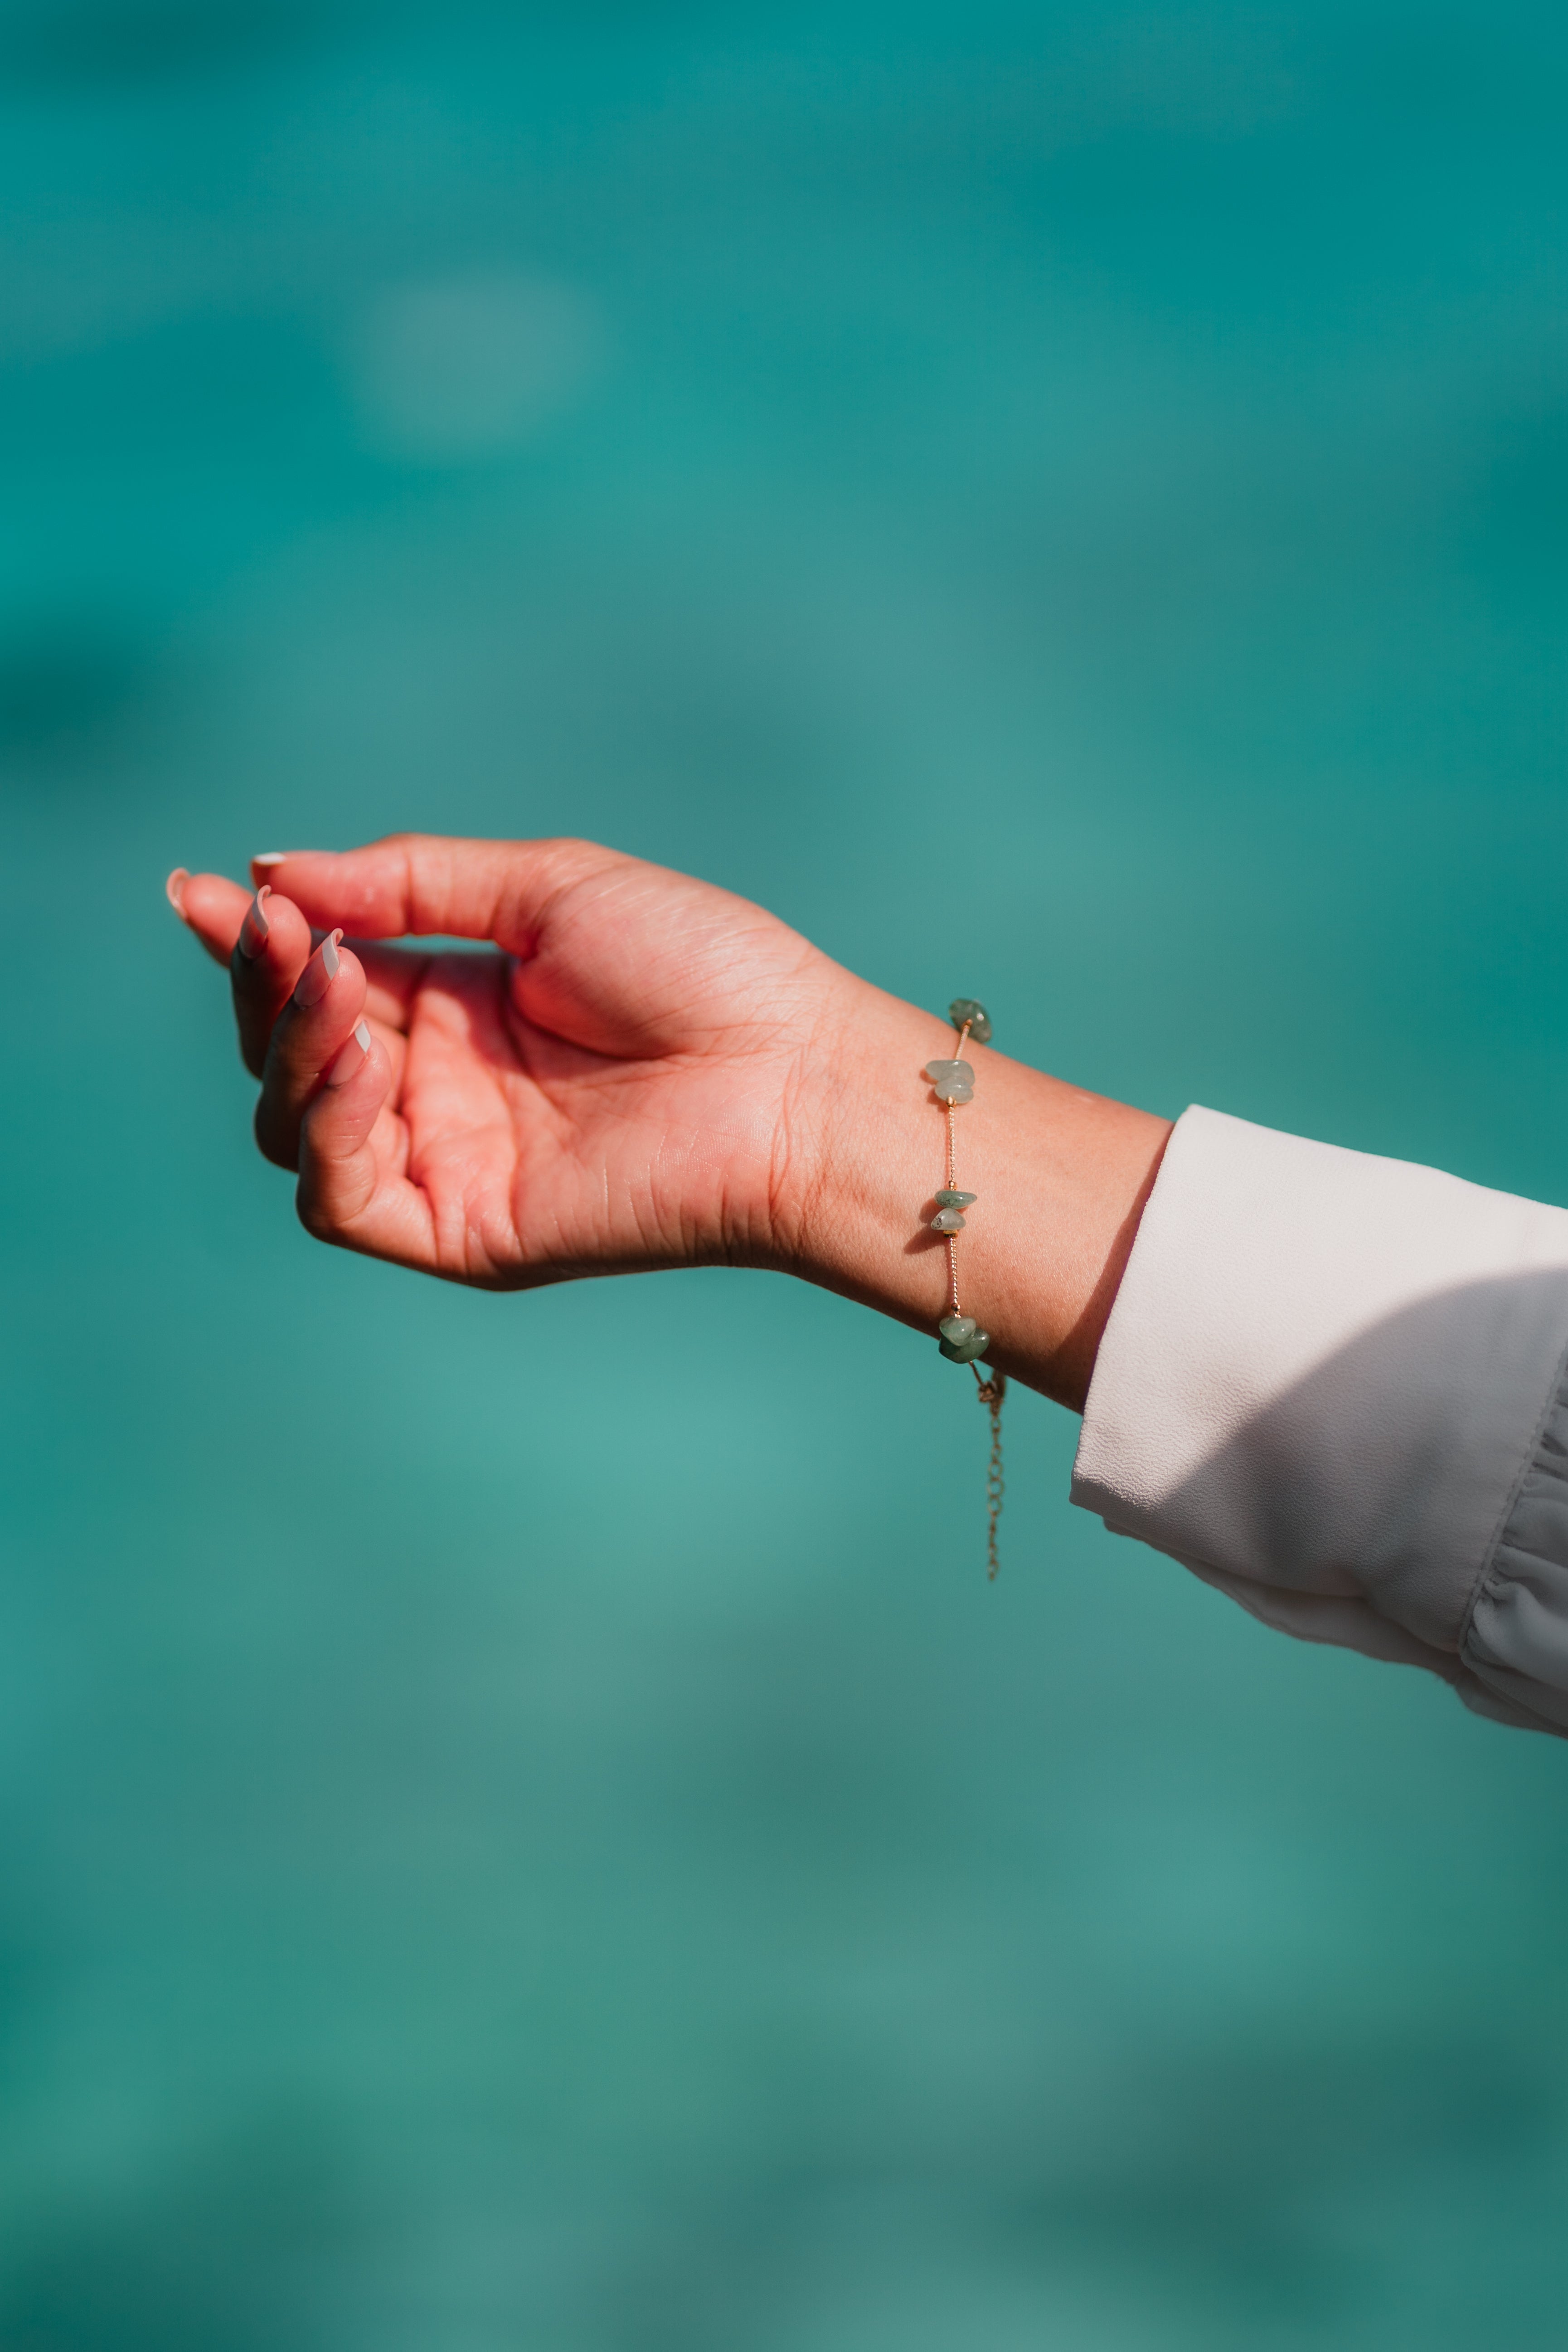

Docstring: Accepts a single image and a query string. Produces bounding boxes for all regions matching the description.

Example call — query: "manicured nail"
[294,928,343,1008]
[238,885,271,960]
[325,1020,373,1086]
[165,867,189,916]
[252,851,293,868]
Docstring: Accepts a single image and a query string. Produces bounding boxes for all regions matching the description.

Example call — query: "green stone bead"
[939,1328,991,1364]
[935,1189,976,1208]
[930,1208,966,1233]
[923,1058,975,1103]
[948,998,992,1044]
[939,1314,977,1344]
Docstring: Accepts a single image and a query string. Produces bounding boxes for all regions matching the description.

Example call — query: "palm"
[183,841,837,1287]
[372,904,821,1283]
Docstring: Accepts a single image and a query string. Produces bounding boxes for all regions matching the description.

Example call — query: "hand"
[167,832,1171,1408]
[167,835,846,1287]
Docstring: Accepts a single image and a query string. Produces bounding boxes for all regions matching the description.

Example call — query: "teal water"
[5,3,1568,2343]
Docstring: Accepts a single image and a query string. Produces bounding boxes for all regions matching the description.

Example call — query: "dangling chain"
[977,1371,1005,1579]
[923,1000,1006,1579]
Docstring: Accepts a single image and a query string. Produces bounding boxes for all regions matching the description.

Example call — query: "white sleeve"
[1070,1106,1568,1734]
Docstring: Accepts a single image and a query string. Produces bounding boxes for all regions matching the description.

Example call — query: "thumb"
[247,835,631,952]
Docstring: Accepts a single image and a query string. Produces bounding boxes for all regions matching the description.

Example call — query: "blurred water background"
[5,1,1568,2344]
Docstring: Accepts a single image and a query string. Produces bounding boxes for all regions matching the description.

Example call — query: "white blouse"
[1072,1107,1568,1734]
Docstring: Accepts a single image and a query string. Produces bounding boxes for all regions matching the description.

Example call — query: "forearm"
[770,969,1173,1414]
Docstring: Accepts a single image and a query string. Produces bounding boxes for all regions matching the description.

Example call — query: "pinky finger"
[295,1025,438,1268]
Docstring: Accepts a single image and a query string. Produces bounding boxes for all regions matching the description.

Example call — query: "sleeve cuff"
[1071,1106,1568,1683]
[1461,1364,1568,1731]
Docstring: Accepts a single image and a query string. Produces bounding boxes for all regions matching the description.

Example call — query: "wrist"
[768,974,1172,1414]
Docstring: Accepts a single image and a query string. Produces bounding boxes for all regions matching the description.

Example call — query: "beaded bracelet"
[924,997,1006,1579]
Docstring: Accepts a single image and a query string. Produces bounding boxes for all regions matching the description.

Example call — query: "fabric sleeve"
[1070,1106,1568,1734]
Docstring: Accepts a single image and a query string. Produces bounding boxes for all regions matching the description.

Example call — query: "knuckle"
[294,1185,340,1245]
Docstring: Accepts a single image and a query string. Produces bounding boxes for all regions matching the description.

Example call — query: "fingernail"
[165,867,189,917]
[252,851,293,868]
[238,886,271,960]
[325,1020,372,1086]
[294,928,343,1008]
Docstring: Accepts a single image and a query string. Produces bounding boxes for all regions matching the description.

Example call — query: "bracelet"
[924,999,1006,1579]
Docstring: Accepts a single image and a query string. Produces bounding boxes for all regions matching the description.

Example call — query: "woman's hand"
[167,831,1172,1408]
[168,836,845,1287]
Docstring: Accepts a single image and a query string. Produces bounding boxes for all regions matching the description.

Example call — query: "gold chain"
[928,1009,1004,1577]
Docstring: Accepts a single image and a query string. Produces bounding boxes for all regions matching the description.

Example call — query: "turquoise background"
[5,2,1568,2343]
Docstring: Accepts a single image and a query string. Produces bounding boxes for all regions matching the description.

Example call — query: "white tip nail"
[238,885,272,959]
[322,931,340,980]
[252,851,290,866]
[325,1019,374,1087]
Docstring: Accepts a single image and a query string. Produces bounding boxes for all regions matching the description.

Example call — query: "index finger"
[172,869,312,1073]
[172,867,433,1039]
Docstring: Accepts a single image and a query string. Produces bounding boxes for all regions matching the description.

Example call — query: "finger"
[170,868,316,1075]
[295,1030,440,1272]
[232,886,316,1075]
[249,835,626,951]
[172,866,431,1036]
[170,868,251,967]
[255,930,368,1170]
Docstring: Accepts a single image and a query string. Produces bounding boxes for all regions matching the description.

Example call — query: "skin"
[167,835,1172,1413]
